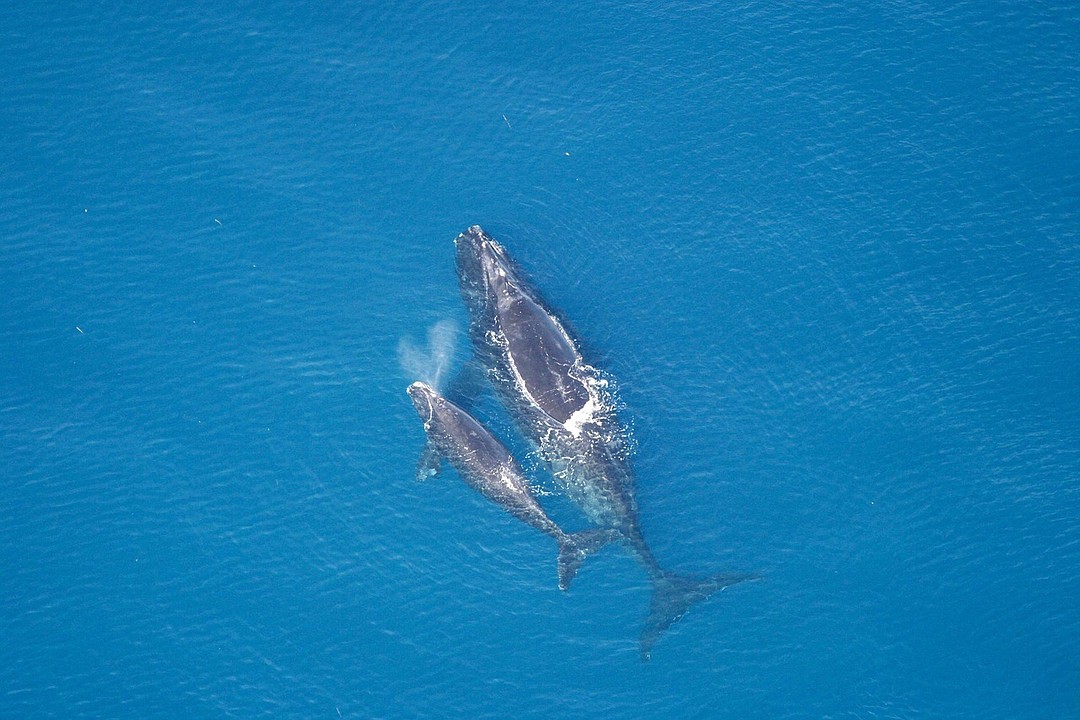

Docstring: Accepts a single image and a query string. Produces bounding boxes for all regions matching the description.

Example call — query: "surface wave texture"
[2,2,1077,718]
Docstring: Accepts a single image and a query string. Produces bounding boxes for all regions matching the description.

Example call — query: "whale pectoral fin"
[415,441,442,482]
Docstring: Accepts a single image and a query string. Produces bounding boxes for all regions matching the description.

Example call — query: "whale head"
[454,225,520,305]
[407,381,439,426]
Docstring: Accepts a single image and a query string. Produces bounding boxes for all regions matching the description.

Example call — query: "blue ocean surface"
[2,2,1078,718]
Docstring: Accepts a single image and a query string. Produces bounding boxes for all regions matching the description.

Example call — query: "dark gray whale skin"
[406,381,612,591]
[454,225,757,659]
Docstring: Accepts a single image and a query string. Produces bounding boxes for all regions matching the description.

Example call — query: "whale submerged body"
[454,225,757,659]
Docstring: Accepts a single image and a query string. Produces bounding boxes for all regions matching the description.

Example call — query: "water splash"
[397,319,459,391]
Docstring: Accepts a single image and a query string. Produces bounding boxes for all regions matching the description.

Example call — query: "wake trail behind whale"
[398,319,459,392]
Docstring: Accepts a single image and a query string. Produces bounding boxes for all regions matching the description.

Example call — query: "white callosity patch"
[408,383,437,431]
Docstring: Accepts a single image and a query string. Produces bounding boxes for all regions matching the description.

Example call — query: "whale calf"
[406,381,614,590]
[454,226,758,658]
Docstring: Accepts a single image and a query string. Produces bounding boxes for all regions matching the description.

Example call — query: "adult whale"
[406,381,614,590]
[454,225,757,659]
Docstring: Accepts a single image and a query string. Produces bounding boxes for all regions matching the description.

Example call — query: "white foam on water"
[564,396,598,437]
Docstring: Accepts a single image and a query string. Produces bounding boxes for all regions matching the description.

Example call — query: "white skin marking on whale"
[421,394,435,431]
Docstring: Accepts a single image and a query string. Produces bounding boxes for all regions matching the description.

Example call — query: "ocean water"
[2,2,1078,718]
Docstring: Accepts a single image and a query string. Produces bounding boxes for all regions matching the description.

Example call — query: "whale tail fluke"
[639,571,761,661]
[557,530,619,591]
